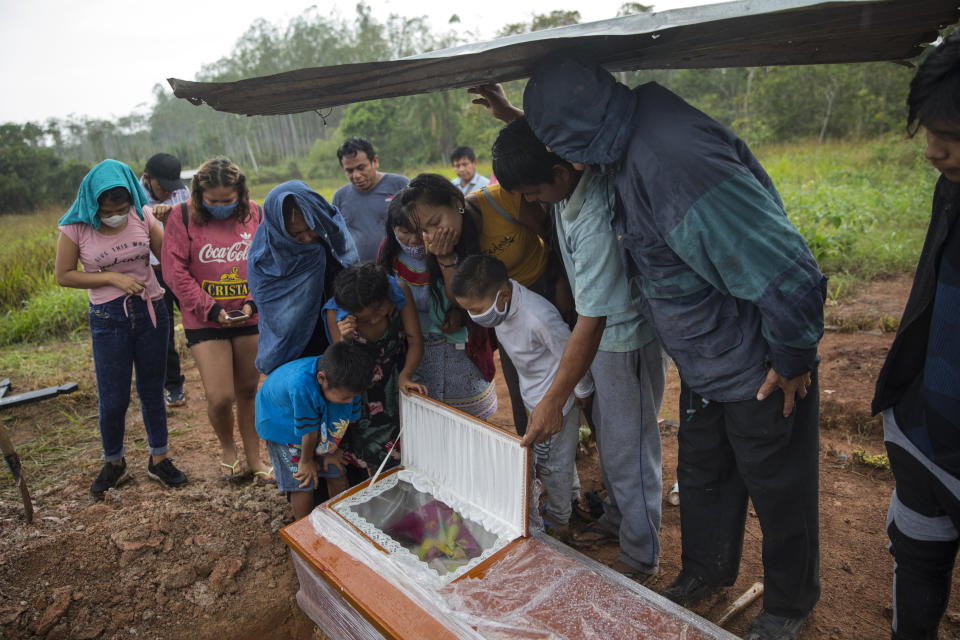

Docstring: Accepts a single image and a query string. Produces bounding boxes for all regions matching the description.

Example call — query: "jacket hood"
[523,57,637,166]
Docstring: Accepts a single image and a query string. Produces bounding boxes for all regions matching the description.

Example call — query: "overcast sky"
[0,0,714,124]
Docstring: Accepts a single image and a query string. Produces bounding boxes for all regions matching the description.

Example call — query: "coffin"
[281,392,737,639]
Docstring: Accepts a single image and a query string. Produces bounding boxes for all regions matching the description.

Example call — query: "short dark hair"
[337,136,377,163]
[450,146,476,163]
[97,187,131,207]
[333,263,390,314]
[451,254,509,300]
[318,341,375,392]
[492,117,573,192]
[908,31,960,136]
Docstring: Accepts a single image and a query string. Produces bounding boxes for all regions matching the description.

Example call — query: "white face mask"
[467,289,509,328]
[100,214,127,228]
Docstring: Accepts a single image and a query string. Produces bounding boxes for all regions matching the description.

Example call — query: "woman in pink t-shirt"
[161,157,269,482]
[55,159,188,499]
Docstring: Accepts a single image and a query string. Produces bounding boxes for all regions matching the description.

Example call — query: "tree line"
[0,2,932,214]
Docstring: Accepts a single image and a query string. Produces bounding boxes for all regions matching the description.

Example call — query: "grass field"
[0,137,936,347]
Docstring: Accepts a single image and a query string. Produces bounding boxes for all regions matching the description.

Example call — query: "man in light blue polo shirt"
[491,116,665,584]
[450,145,489,196]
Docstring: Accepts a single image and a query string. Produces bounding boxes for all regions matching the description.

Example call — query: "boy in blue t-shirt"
[256,342,375,519]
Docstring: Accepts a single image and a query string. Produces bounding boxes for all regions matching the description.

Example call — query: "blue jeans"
[89,295,169,461]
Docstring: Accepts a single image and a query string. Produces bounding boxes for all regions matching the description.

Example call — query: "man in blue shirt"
[490,117,665,585]
[450,145,490,196]
[332,137,408,262]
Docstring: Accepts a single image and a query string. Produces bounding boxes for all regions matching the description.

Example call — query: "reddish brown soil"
[2,273,957,639]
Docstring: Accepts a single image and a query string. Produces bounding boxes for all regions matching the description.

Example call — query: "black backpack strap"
[179,202,189,238]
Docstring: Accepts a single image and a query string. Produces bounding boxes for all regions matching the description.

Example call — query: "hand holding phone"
[224,309,249,321]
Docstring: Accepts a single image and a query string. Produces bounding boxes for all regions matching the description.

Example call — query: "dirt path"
[3,273,959,639]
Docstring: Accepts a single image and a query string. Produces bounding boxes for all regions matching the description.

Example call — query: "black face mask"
[144,178,158,200]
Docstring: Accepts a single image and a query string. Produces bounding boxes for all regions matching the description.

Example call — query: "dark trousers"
[89,296,170,461]
[153,267,184,390]
[677,369,821,618]
[886,442,960,640]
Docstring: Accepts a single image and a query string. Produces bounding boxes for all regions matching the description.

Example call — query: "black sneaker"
[147,458,188,488]
[659,571,721,607]
[744,610,807,640]
[165,385,186,407]
[90,459,129,499]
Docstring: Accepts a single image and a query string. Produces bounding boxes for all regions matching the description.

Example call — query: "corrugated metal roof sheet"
[168,0,959,116]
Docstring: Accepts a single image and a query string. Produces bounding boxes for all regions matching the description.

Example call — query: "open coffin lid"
[321,391,528,587]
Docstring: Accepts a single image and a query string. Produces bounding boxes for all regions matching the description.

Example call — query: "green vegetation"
[761,135,937,281]
[0,140,933,348]
[0,123,88,215]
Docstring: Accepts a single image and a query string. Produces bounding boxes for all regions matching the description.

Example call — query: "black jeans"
[676,368,821,618]
[153,267,184,391]
[886,441,960,640]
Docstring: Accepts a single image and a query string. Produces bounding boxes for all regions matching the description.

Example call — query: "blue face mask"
[204,201,237,219]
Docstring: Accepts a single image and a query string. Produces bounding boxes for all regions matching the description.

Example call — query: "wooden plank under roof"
[168,0,959,117]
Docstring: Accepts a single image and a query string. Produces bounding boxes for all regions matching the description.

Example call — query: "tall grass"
[760,135,935,280]
[0,140,935,346]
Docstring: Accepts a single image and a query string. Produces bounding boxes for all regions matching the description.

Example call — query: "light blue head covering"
[58,159,150,229]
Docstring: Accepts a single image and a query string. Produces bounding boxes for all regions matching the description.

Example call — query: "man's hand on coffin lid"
[522,397,564,447]
[399,373,428,396]
[294,456,320,489]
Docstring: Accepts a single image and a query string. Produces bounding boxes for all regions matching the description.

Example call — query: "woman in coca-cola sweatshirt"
[161,157,270,481]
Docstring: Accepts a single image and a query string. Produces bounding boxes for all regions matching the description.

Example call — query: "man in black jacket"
[873,31,960,640]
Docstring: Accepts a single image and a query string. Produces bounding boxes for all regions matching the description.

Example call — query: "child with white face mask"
[452,254,593,542]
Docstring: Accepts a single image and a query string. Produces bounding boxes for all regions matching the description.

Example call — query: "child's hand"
[320,450,346,476]
[438,307,464,334]
[293,457,319,489]
[337,314,357,339]
[399,373,428,396]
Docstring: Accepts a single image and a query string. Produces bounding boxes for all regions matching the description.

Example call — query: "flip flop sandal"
[569,522,617,549]
[253,467,276,485]
[219,459,242,482]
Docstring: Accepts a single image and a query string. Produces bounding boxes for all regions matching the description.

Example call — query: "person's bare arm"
[294,430,320,489]
[522,315,605,446]
[397,281,428,395]
[55,232,145,293]
[468,84,524,123]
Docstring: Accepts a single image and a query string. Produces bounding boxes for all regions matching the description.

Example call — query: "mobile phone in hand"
[225,309,249,320]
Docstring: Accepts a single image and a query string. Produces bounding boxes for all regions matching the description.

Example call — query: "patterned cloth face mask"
[394,228,427,260]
